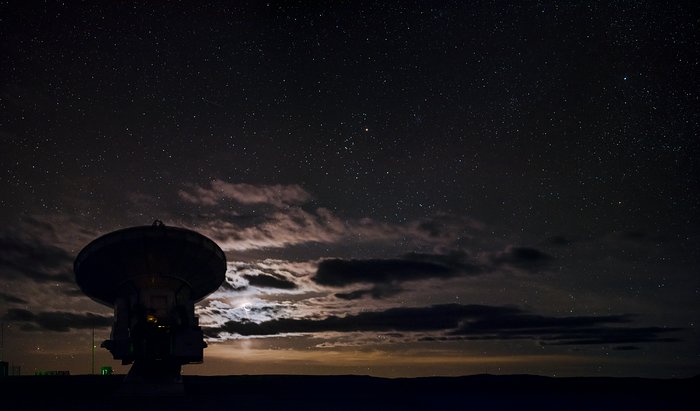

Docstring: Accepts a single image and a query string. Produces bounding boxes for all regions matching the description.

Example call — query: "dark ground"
[1,374,696,410]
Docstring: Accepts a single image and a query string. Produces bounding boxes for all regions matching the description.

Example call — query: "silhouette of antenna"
[74,222,226,394]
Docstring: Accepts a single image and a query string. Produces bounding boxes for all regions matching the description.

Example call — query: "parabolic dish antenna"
[74,221,227,395]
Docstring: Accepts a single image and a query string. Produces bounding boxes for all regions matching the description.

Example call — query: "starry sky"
[1,1,698,378]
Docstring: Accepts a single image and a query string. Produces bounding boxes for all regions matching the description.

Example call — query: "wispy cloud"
[178,180,312,207]
[174,180,488,252]
[200,207,344,251]
[221,260,315,294]
[197,208,482,252]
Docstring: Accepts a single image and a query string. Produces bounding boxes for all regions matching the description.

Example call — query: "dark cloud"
[208,304,680,347]
[314,247,553,289]
[313,252,478,287]
[315,258,455,286]
[537,327,681,346]
[334,290,367,300]
[490,247,552,272]
[446,312,680,346]
[417,220,449,238]
[243,273,297,290]
[0,291,28,304]
[0,235,73,283]
[457,312,632,331]
[335,285,403,300]
[213,304,513,336]
[402,252,482,273]
[2,308,112,332]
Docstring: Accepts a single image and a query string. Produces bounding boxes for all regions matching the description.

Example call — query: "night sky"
[1,1,698,378]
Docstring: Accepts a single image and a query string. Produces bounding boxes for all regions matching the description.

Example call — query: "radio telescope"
[74,221,226,394]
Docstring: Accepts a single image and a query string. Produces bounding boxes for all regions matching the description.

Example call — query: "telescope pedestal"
[117,360,184,397]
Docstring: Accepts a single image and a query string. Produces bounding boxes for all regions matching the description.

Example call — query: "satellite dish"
[74,222,226,395]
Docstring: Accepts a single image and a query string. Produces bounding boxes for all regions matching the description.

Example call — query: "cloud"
[403,252,483,273]
[540,327,680,346]
[21,215,57,237]
[490,246,552,272]
[212,304,504,336]
[207,303,680,347]
[0,291,28,304]
[446,312,681,345]
[223,260,309,293]
[335,285,404,300]
[60,287,89,297]
[220,280,247,292]
[178,180,312,207]
[197,298,292,333]
[243,273,297,290]
[312,247,550,296]
[315,259,458,287]
[200,207,345,251]
[0,235,73,283]
[314,252,480,287]
[2,308,112,332]
[182,189,483,251]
